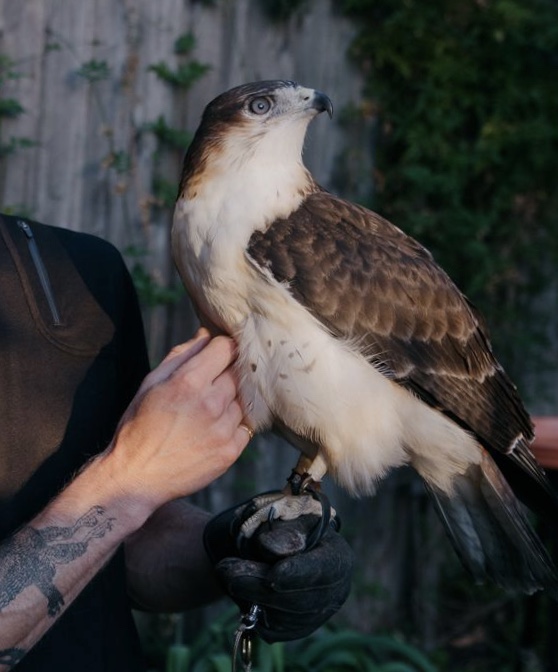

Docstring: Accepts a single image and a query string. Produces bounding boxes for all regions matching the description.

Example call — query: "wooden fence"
[0,0,370,358]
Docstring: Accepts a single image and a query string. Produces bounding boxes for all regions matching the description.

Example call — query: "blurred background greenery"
[1,1,558,670]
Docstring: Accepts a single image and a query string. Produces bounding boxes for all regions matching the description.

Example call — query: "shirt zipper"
[17,220,63,326]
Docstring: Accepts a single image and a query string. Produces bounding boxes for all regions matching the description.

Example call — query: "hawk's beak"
[312,91,333,119]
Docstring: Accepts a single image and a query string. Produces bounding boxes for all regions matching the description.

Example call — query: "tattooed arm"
[0,330,249,668]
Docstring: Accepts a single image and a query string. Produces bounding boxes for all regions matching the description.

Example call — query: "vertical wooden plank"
[0,0,47,214]
[40,3,89,227]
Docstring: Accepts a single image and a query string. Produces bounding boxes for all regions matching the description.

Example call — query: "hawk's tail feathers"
[490,437,558,519]
[425,455,558,599]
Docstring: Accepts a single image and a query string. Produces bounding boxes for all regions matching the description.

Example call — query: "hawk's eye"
[248,97,272,115]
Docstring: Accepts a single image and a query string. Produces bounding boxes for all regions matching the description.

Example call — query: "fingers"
[108,330,255,505]
[141,329,237,393]
[162,328,212,366]
[181,333,238,384]
[139,329,211,390]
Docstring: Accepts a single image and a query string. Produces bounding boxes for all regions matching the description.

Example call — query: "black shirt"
[0,214,150,670]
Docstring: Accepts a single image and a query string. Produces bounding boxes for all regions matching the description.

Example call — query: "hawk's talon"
[304,489,340,550]
[287,470,316,495]
[267,506,277,526]
[235,488,338,554]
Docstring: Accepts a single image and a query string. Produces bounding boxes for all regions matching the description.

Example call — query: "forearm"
[125,499,223,612]
[0,453,152,669]
[0,331,248,668]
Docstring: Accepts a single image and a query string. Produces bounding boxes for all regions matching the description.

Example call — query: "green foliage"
[258,0,310,21]
[124,246,184,307]
[0,55,23,83]
[288,630,437,672]
[149,31,211,91]
[340,0,558,383]
[0,136,38,157]
[174,33,197,56]
[149,61,211,89]
[0,54,37,160]
[0,98,24,118]
[153,176,179,209]
[104,149,132,175]
[0,57,24,121]
[144,32,209,256]
[161,610,438,672]
[166,645,191,672]
[76,59,111,82]
[0,203,34,218]
[148,116,193,150]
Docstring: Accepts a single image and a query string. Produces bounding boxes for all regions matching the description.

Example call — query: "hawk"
[172,80,558,596]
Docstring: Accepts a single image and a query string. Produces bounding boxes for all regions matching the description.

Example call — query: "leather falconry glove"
[203,491,354,643]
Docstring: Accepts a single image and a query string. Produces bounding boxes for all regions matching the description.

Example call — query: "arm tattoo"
[0,506,115,617]
[0,648,26,668]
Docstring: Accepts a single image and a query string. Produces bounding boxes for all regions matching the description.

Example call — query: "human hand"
[204,495,354,643]
[103,329,251,510]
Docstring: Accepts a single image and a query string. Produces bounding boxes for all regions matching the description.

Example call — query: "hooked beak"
[312,90,333,119]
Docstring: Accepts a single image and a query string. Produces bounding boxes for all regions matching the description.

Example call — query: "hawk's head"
[199,80,332,128]
[178,80,332,199]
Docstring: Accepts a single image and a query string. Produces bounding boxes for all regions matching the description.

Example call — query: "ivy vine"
[70,34,209,308]
[147,32,210,210]
[0,55,38,161]
[257,0,310,22]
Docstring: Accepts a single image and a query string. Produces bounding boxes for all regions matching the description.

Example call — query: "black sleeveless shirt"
[0,214,150,670]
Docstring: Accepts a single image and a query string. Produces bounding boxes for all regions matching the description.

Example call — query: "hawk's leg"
[238,452,332,542]
[286,452,328,495]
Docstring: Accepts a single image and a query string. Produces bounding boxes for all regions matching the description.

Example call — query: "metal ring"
[239,424,255,441]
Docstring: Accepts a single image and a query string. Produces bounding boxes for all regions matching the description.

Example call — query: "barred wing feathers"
[247,190,556,518]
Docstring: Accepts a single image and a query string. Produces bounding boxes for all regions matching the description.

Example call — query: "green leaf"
[147,115,192,150]
[259,0,309,21]
[377,664,422,672]
[127,260,184,307]
[153,176,178,209]
[0,136,38,157]
[206,653,231,672]
[148,61,211,89]
[297,630,379,666]
[174,33,196,55]
[269,643,285,672]
[166,645,191,672]
[0,98,24,118]
[76,59,110,82]
[365,636,437,671]
[105,150,132,174]
[0,54,23,84]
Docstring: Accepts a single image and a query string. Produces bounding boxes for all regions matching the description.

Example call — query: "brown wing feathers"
[247,190,557,513]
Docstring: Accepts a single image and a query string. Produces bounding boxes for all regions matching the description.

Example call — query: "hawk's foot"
[235,484,338,559]
[237,492,325,540]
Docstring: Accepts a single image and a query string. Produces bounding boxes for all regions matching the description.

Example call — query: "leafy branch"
[148,61,210,90]
[76,59,111,82]
[0,55,38,164]
[124,246,184,307]
[147,116,192,150]
[148,32,210,89]
[146,33,209,213]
